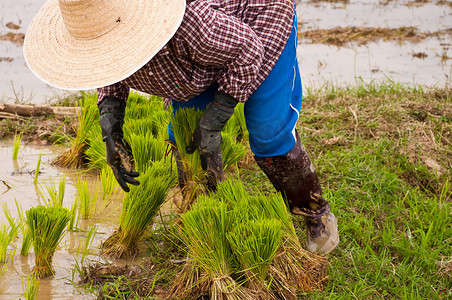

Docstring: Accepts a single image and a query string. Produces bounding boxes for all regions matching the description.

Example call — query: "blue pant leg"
[245,11,302,157]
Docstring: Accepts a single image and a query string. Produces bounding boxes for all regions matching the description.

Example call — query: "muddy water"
[297,0,451,88]
[0,1,450,105]
[0,141,125,299]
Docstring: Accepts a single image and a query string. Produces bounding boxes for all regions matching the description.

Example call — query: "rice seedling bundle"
[170,107,247,211]
[26,205,70,277]
[179,199,253,300]
[227,219,282,299]
[125,94,165,119]
[101,160,177,258]
[220,132,248,171]
[124,110,170,140]
[172,178,329,299]
[127,133,166,173]
[55,93,99,168]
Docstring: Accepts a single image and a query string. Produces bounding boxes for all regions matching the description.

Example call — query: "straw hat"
[23,0,186,90]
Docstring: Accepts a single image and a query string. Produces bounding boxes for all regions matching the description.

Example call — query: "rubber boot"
[255,132,339,254]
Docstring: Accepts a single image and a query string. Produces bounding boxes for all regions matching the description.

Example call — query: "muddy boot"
[255,131,339,254]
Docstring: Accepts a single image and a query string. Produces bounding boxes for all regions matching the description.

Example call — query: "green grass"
[294,81,452,299]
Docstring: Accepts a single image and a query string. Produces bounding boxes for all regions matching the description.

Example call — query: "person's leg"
[246,9,338,254]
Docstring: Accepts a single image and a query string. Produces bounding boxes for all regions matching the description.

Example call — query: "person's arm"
[97,83,140,192]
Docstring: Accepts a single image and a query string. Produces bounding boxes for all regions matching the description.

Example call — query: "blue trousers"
[168,11,302,157]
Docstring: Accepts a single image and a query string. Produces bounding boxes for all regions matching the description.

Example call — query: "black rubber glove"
[186,91,238,189]
[98,97,140,192]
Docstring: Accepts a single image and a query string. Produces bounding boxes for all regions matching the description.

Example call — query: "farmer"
[24,0,338,254]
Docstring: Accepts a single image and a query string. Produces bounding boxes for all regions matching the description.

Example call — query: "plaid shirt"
[98,0,295,103]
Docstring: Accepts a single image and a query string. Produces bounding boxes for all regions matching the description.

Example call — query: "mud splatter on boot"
[255,130,339,254]
[306,212,339,254]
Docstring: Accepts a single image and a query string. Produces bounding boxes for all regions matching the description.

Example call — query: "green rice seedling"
[2,201,18,237]
[124,111,169,139]
[179,200,253,300]
[224,102,248,142]
[26,205,70,277]
[68,198,79,231]
[33,154,42,184]
[77,225,97,264]
[21,233,32,257]
[127,133,166,173]
[227,219,282,297]
[55,92,99,168]
[220,132,247,172]
[85,124,106,171]
[210,178,328,295]
[12,132,23,160]
[170,107,204,177]
[100,165,121,200]
[124,93,166,121]
[0,224,16,263]
[101,160,177,258]
[10,199,33,256]
[38,177,66,207]
[76,177,92,219]
[22,272,39,300]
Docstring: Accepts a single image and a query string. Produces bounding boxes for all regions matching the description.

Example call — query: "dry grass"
[301,26,430,46]
[302,84,451,196]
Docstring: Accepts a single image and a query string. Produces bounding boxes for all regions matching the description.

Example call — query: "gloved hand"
[186,91,238,189]
[98,97,140,192]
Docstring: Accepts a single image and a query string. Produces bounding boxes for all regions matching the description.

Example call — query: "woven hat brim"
[23,0,186,91]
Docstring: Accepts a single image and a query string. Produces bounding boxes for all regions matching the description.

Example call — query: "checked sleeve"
[176,3,264,102]
[97,81,130,105]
